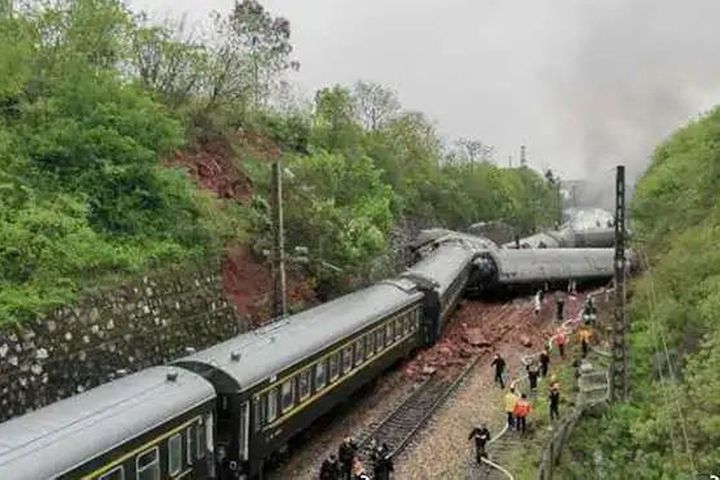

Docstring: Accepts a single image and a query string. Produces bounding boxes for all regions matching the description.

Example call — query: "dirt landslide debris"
[395,291,594,479]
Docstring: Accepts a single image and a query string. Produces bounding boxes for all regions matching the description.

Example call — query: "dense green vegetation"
[558,108,720,477]
[0,0,559,324]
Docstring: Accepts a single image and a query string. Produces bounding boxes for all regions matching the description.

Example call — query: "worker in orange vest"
[578,328,592,357]
[513,393,532,434]
[554,330,568,358]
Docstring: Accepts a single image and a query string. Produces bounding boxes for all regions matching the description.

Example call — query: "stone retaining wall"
[0,266,245,422]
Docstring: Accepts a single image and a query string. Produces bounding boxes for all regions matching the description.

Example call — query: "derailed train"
[0,239,625,480]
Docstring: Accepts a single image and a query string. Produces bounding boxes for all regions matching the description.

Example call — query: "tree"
[455,137,494,165]
[205,0,297,111]
[352,80,400,130]
[131,14,208,106]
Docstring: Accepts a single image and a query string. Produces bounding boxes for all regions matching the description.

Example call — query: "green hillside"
[558,108,720,477]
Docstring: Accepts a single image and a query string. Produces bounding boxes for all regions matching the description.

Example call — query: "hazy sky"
[130,0,720,189]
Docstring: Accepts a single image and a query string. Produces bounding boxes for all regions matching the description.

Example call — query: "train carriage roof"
[174,283,424,393]
[402,244,475,295]
[0,367,215,480]
[488,248,615,284]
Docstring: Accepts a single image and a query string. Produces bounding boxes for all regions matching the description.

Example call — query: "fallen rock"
[519,334,533,347]
[462,328,491,347]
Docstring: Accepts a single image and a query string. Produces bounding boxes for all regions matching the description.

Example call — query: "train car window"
[266,388,278,423]
[280,379,295,412]
[196,421,205,459]
[298,369,311,400]
[186,426,194,466]
[315,360,327,389]
[239,402,249,461]
[342,346,353,373]
[395,318,403,340]
[329,353,340,381]
[385,323,394,345]
[254,399,263,431]
[375,329,384,351]
[168,434,182,476]
[365,334,374,357]
[136,447,160,480]
[404,314,411,334]
[98,466,124,480]
[353,340,364,364]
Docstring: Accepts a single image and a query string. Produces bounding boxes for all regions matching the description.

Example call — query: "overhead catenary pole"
[611,165,627,401]
[271,161,287,318]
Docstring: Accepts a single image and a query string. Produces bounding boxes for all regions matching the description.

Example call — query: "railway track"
[356,352,485,466]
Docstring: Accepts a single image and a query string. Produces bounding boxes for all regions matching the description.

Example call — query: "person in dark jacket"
[526,360,540,396]
[371,442,393,480]
[549,384,561,421]
[539,348,550,378]
[555,293,565,322]
[338,437,358,480]
[491,353,506,389]
[468,424,492,465]
[320,454,341,480]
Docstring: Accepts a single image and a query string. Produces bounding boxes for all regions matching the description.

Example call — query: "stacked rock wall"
[0,266,245,422]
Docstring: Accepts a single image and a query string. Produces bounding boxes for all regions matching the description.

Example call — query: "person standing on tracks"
[491,353,506,389]
[338,436,358,480]
[320,454,341,480]
[371,442,393,480]
[554,329,568,358]
[549,383,561,421]
[526,360,540,397]
[579,327,592,357]
[514,394,532,434]
[555,293,565,322]
[583,296,597,326]
[468,424,491,465]
[351,459,371,480]
[539,348,550,378]
[534,290,542,317]
[504,387,519,428]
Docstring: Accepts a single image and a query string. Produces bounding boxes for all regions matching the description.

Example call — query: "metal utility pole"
[508,155,512,168]
[611,165,627,402]
[271,161,287,318]
[556,178,563,226]
[520,145,527,168]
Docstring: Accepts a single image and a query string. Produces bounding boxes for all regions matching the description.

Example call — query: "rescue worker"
[514,394,532,434]
[491,353,506,389]
[504,387,519,428]
[549,383,561,421]
[320,454,341,480]
[583,296,597,325]
[539,348,550,378]
[555,293,565,322]
[338,436,358,480]
[578,327,592,357]
[372,442,393,480]
[554,330,568,358]
[468,424,492,465]
[534,290,542,317]
[352,459,371,480]
[526,360,540,397]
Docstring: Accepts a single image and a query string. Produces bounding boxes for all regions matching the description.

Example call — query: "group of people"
[319,437,394,480]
